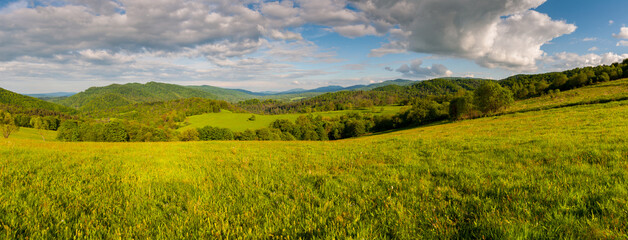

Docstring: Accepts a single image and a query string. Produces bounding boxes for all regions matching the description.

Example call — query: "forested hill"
[239,78,488,114]
[186,85,257,102]
[0,87,75,114]
[55,82,218,111]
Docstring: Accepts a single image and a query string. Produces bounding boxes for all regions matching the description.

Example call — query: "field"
[6,127,57,141]
[179,106,404,132]
[1,95,627,238]
[505,78,628,113]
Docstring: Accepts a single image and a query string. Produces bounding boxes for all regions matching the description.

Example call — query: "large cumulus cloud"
[352,0,577,70]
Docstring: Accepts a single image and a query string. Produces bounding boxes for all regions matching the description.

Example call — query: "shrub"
[474,81,514,114]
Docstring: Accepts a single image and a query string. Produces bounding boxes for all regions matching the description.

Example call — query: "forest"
[1,59,628,143]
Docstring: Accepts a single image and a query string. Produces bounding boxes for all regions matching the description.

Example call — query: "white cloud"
[609,20,614,25]
[0,0,267,61]
[588,47,599,51]
[396,59,452,78]
[369,29,409,57]
[617,40,628,47]
[298,0,366,27]
[613,27,628,39]
[333,25,379,38]
[583,38,597,42]
[544,52,628,69]
[353,0,576,70]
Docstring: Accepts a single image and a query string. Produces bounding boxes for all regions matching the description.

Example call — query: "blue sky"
[0,0,626,93]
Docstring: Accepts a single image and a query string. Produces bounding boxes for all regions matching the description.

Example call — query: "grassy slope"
[7,127,57,141]
[505,78,628,113]
[1,92,627,238]
[179,106,405,132]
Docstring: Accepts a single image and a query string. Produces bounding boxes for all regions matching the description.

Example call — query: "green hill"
[0,87,75,113]
[2,88,627,238]
[186,85,257,102]
[55,82,218,111]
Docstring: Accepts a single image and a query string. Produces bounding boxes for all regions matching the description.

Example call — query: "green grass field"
[1,94,627,238]
[505,78,628,113]
[5,127,57,142]
[180,106,404,132]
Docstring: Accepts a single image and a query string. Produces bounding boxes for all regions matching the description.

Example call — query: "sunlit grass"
[1,98,627,238]
[505,78,628,113]
[6,127,57,142]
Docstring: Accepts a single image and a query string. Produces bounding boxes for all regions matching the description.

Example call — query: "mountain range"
[32,79,419,110]
[3,78,476,113]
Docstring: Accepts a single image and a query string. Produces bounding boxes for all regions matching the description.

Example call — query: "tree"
[179,128,200,141]
[474,81,514,114]
[449,93,474,120]
[103,121,129,142]
[0,111,19,139]
[551,73,568,89]
[57,121,80,142]
[30,117,47,141]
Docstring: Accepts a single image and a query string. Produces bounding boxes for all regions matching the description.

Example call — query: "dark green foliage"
[79,122,106,142]
[255,128,282,141]
[197,126,234,140]
[449,92,474,120]
[57,121,80,142]
[178,128,200,141]
[104,122,129,142]
[29,116,61,131]
[13,114,32,127]
[474,82,514,114]
[236,129,258,141]
[400,99,449,125]
[342,119,366,138]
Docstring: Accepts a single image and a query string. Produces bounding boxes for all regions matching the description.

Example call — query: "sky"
[0,0,627,94]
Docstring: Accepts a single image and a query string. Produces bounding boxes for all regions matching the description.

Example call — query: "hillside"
[189,79,419,102]
[239,78,488,114]
[186,85,257,102]
[2,93,626,238]
[55,82,217,111]
[0,87,75,114]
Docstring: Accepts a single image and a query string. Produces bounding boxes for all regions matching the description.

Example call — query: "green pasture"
[506,78,628,113]
[5,127,57,142]
[1,98,627,238]
[179,106,404,132]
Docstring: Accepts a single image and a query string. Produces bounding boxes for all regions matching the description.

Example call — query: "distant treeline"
[238,79,485,114]
[501,59,628,99]
[238,60,628,115]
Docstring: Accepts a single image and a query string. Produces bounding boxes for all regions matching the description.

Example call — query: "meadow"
[1,97,627,238]
[505,78,628,113]
[179,106,404,132]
